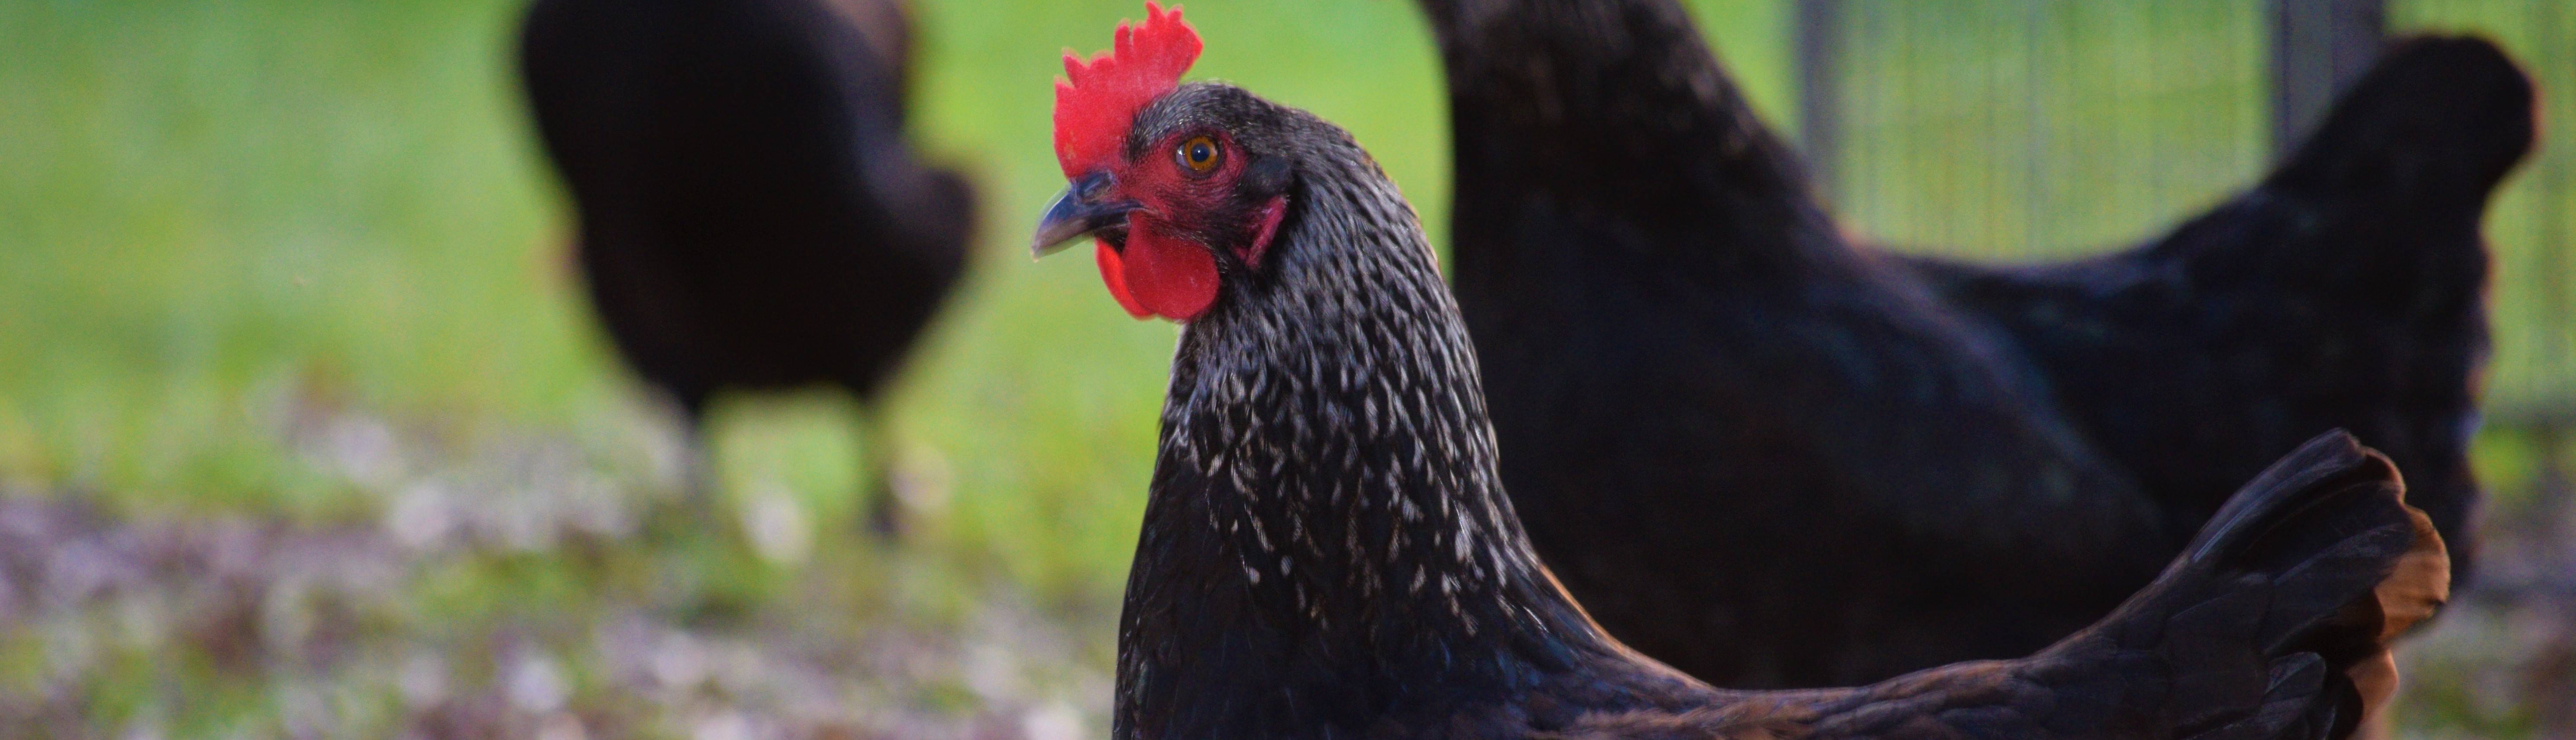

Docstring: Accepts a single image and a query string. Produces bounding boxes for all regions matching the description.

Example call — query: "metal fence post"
[1795,0,1842,204]
[2268,0,2385,157]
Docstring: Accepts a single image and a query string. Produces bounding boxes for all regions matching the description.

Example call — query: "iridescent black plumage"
[518,0,973,529]
[1097,79,2443,740]
[1420,0,2529,687]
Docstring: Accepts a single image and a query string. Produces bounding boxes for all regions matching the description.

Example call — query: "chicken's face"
[1031,3,1291,323]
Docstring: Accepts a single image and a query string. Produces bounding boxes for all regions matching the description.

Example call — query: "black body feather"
[1419,0,2528,687]
[517,0,973,525]
[1105,80,2444,740]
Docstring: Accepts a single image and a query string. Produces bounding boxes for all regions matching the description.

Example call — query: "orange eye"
[1177,135,1221,173]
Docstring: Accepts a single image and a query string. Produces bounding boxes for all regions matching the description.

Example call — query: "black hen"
[1900,36,2533,582]
[1030,10,2447,736]
[519,0,974,532]
[1421,0,2529,687]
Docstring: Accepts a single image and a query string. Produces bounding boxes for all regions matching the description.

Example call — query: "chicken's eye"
[1177,135,1222,174]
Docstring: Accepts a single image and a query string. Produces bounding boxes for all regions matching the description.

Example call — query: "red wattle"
[1120,226,1219,322]
[1095,241,1150,318]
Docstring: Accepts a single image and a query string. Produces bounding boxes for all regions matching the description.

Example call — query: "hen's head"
[1033,3,1295,323]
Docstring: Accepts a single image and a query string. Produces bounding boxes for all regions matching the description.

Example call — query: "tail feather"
[2056,430,2448,740]
[2268,35,2536,208]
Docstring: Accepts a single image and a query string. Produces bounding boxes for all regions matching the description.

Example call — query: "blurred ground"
[0,390,1117,738]
[0,403,2569,738]
[0,0,2565,737]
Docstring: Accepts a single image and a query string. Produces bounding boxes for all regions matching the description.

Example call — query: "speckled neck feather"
[1110,96,1623,739]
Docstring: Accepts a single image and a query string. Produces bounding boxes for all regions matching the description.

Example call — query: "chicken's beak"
[1032,172,1141,259]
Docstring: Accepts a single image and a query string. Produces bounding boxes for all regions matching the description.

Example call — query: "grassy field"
[0,0,2566,737]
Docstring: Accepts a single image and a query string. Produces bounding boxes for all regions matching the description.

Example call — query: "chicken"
[1897,35,2532,583]
[1030,8,2448,737]
[518,0,975,534]
[1419,0,2531,687]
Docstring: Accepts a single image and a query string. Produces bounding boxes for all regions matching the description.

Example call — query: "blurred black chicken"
[1033,8,2449,738]
[1421,0,2531,688]
[1898,35,2531,577]
[519,0,975,534]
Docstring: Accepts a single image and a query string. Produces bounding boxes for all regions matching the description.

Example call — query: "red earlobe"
[1235,195,1289,268]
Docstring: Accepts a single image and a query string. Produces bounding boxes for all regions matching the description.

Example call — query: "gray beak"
[1031,172,1141,259]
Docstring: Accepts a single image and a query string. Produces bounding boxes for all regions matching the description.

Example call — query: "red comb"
[1053,2,1202,178]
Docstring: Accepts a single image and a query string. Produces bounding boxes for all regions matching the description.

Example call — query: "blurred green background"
[0,0,2565,737]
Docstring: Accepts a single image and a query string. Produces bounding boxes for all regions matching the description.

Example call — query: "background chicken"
[1421,0,2532,689]
[1899,35,2533,582]
[518,0,975,534]
[1034,10,2447,737]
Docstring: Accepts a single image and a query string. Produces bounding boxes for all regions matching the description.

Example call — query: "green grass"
[0,0,580,512]
[0,0,2567,735]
